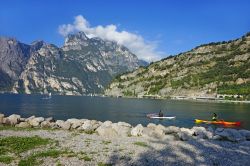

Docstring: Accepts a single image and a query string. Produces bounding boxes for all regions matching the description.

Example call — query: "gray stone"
[154,124,167,136]
[56,120,71,130]
[45,117,55,122]
[165,126,180,134]
[147,123,157,130]
[7,114,21,125]
[25,115,35,122]
[28,117,44,127]
[66,119,83,129]
[131,124,144,136]
[112,123,131,137]
[41,121,51,128]
[177,128,194,141]
[0,113,4,124]
[117,121,131,128]
[96,126,117,137]
[103,121,112,127]
[16,122,31,128]
[192,126,213,139]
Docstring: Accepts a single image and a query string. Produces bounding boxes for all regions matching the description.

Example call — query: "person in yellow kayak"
[212,113,218,121]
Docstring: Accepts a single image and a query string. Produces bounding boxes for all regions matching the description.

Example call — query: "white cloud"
[58,15,164,62]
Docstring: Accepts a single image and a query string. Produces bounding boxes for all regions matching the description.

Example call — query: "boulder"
[117,122,131,128]
[41,121,51,128]
[131,124,144,136]
[56,120,71,130]
[142,127,161,139]
[96,126,117,137]
[165,126,180,134]
[79,120,99,132]
[239,130,250,140]
[28,117,45,127]
[216,128,245,142]
[25,115,35,122]
[154,124,166,135]
[66,119,83,129]
[177,128,194,141]
[49,122,59,129]
[0,113,4,124]
[147,123,157,130]
[16,122,31,128]
[45,117,55,122]
[6,114,21,125]
[112,123,131,137]
[192,126,213,139]
[103,121,112,127]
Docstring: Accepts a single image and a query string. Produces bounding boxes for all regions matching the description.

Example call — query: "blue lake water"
[0,94,250,130]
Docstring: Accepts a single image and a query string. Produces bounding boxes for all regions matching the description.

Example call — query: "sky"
[0,0,250,61]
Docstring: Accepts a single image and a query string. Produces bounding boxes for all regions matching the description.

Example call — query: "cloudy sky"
[1,0,250,61]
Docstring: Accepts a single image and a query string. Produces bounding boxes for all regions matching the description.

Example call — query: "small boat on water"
[42,92,52,100]
[195,119,241,126]
[146,113,176,119]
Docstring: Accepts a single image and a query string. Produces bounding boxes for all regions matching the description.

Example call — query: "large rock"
[96,126,117,137]
[147,123,157,130]
[16,122,31,128]
[192,126,213,139]
[41,121,51,128]
[239,129,250,140]
[6,114,21,125]
[79,120,100,132]
[216,128,245,142]
[66,119,83,129]
[28,117,44,127]
[117,122,131,128]
[154,124,166,135]
[0,113,4,124]
[112,123,131,137]
[103,121,113,127]
[165,126,180,134]
[56,120,71,130]
[177,128,194,141]
[25,115,35,122]
[131,124,144,136]
[45,117,55,123]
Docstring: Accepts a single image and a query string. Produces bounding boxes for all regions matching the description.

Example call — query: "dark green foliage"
[0,156,14,164]
[218,83,250,95]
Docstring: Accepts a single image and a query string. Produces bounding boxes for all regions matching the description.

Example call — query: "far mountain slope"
[105,32,250,100]
[0,32,147,95]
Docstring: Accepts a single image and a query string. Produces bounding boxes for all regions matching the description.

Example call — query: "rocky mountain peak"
[63,31,89,51]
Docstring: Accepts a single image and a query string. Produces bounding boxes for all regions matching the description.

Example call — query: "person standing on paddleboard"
[159,110,163,117]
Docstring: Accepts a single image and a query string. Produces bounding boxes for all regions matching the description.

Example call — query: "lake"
[0,94,250,130]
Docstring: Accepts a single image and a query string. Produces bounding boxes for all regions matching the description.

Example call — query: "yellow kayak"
[195,119,241,126]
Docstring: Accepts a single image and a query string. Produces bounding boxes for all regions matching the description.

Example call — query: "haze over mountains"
[0,32,147,95]
[105,32,250,100]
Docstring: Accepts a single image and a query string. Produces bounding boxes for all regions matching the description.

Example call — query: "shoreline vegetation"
[1,113,250,165]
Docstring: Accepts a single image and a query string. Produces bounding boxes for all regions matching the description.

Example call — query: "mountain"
[0,32,147,95]
[105,32,250,100]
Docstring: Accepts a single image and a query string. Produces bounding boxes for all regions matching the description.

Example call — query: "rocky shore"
[1,113,250,165]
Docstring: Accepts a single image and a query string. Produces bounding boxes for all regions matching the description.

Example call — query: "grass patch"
[0,155,14,164]
[0,136,51,154]
[102,140,111,145]
[81,155,92,161]
[18,149,71,166]
[134,142,148,147]
[98,162,112,166]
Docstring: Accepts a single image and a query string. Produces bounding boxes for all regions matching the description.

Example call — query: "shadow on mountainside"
[107,137,250,166]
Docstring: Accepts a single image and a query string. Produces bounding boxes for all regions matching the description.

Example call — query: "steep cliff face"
[105,32,250,99]
[0,32,147,95]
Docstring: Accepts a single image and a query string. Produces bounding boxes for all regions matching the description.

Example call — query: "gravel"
[0,129,250,166]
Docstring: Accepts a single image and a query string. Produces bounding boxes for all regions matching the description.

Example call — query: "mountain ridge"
[0,32,148,95]
[105,32,250,100]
